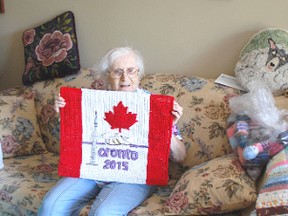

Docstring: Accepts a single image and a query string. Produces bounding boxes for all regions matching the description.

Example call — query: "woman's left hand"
[172,101,183,125]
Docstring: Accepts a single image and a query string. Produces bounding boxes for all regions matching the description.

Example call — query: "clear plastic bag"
[229,80,287,138]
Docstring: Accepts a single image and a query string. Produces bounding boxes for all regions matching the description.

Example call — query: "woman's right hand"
[54,95,66,113]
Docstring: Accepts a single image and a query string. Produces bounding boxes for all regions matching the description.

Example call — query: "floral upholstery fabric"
[164,153,257,215]
[0,71,254,216]
[0,95,46,159]
[140,74,242,168]
[0,153,60,215]
[22,11,81,85]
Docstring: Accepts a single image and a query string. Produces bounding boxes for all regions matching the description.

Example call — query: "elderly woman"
[38,47,186,216]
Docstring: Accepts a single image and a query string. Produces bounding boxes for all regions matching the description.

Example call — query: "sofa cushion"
[274,94,288,110]
[234,28,288,96]
[0,95,46,158]
[22,11,80,85]
[0,153,124,216]
[140,74,242,168]
[129,179,179,216]
[0,153,60,215]
[163,153,257,215]
[0,86,26,97]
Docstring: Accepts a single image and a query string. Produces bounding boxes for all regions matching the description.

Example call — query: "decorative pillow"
[22,11,80,86]
[58,87,174,185]
[140,74,242,169]
[235,28,288,96]
[256,146,288,215]
[164,153,257,215]
[0,95,47,158]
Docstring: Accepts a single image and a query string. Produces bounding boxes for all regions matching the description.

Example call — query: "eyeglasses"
[109,67,139,78]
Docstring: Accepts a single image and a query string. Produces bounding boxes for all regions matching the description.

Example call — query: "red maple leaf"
[104,101,138,132]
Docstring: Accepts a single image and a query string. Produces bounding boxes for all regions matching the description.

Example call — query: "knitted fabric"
[58,87,174,186]
[256,146,288,215]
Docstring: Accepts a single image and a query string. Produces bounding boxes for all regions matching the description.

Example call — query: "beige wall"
[1,0,288,90]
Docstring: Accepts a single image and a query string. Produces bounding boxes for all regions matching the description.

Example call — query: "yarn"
[243,130,288,161]
[227,120,250,149]
[227,113,288,181]
[236,121,249,148]
[243,145,261,160]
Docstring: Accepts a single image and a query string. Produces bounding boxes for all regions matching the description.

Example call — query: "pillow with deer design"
[235,28,288,96]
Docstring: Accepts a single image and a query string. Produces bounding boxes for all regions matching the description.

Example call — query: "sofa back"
[31,68,106,153]
[30,69,241,168]
[140,74,241,167]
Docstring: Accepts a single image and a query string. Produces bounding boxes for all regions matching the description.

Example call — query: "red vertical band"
[146,94,174,185]
[58,87,82,178]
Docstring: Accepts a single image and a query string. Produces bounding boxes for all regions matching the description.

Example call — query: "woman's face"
[108,53,140,92]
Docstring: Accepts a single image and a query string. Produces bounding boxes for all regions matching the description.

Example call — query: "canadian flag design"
[58,87,174,185]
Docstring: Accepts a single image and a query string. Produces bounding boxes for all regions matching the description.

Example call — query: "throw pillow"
[22,11,80,86]
[235,28,288,96]
[164,153,257,215]
[0,95,47,158]
[256,146,288,215]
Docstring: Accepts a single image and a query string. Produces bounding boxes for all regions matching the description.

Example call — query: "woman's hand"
[54,94,66,113]
[172,101,183,125]
[170,101,186,162]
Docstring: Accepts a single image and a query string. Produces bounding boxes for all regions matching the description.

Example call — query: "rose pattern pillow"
[0,95,47,158]
[22,11,80,85]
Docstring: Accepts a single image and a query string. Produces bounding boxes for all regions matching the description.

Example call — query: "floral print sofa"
[0,68,259,216]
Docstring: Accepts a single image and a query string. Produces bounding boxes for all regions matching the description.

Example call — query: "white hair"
[94,47,145,79]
